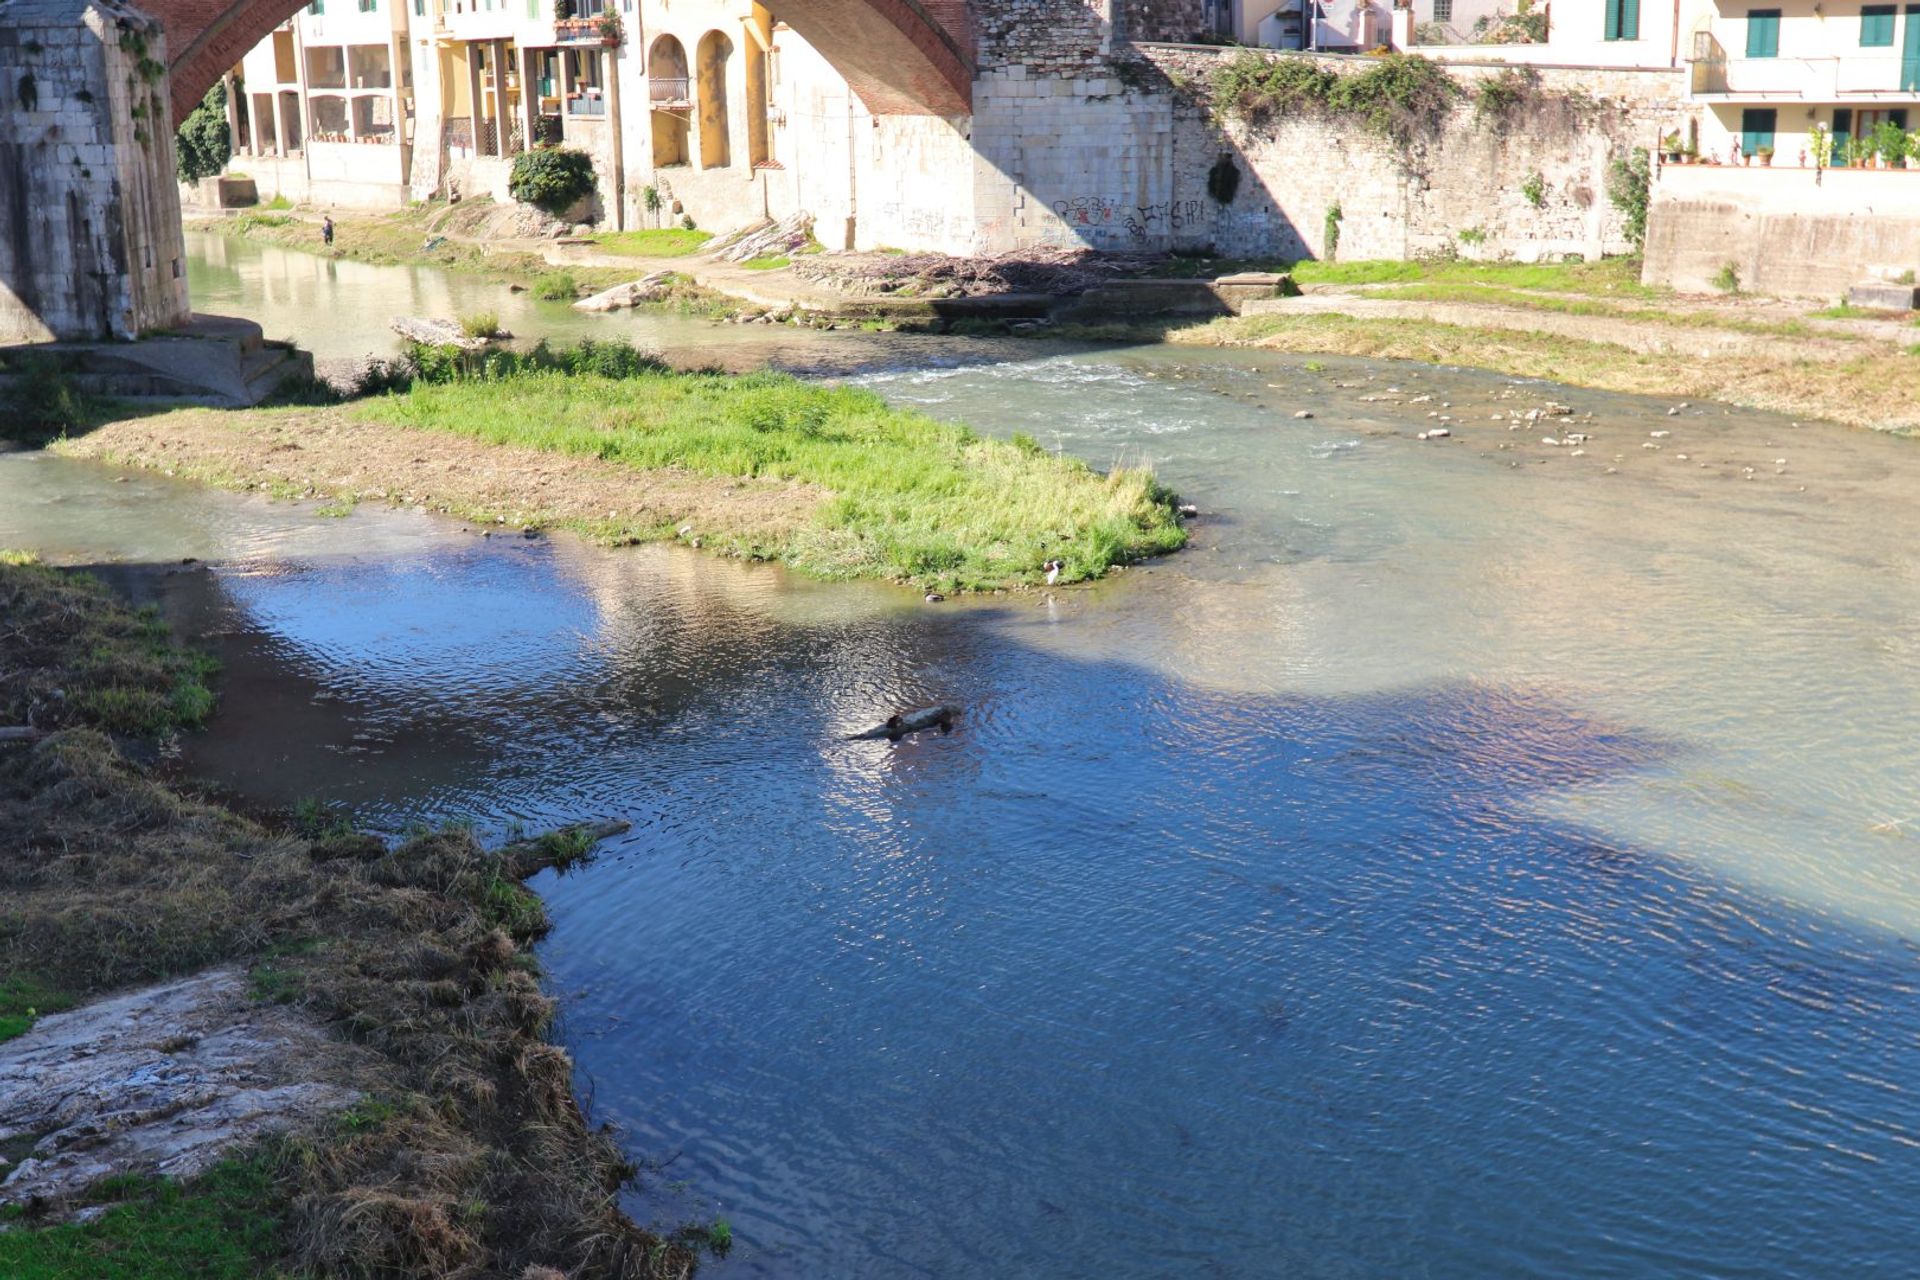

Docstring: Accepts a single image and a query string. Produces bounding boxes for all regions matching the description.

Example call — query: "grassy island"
[59,342,1186,592]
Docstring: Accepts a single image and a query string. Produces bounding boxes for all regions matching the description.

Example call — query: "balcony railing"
[565,92,606,116]
[1690,37,1920,97]
[649,75,690,105]
[554,16,604,44]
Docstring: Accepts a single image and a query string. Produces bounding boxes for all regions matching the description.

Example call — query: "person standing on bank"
[321,215,335,247]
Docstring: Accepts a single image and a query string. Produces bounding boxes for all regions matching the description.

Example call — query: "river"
[6,233,1920,1276]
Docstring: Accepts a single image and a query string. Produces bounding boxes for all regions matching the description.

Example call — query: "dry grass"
[0,558,700,1278]
[1176,311,1920,434]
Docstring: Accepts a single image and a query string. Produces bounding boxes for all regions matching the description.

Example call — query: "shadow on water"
[114,540,1920,1280]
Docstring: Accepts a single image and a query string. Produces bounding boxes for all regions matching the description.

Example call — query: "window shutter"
[1621,0,1639,38]
[1604,0,1620,40]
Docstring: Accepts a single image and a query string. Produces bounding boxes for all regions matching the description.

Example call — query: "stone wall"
[957,46,1685,261]
[1644,164,1920,298]
[0,0,192,341]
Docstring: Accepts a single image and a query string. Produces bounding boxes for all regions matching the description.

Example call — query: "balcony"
[565,91,606,116]
[649,75,691,106]
[554,17,607,44]
[1690,32,1920,99]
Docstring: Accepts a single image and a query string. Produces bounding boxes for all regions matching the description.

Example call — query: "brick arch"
[149,0,974,126]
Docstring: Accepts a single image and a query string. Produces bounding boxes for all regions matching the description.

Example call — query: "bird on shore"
[1043,559,1064,587]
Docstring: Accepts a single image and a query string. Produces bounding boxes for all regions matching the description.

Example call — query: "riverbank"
[54,344,1186,592]
[1169,301,1920,434]
[0,555,708,1278]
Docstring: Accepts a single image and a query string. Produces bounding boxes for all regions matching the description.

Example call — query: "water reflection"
[9,270,1920,1273]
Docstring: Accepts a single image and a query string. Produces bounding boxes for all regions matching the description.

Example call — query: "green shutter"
[1864,5,1896,44]
[1741,108,1777,156]
[1620,0,1639,38]
[1604,0,1619,40]
[1747,8,1781,57]
[1905,6,1920,91]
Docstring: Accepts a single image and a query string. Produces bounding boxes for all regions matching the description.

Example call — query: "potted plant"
[595,9,623,44]
[1874,120,1908,170]
[1661,130,1684,163]
[1755,145,1774,167]
[1810,123,1833,171]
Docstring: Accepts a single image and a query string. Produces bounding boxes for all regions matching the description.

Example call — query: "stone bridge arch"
[146,0,974,127]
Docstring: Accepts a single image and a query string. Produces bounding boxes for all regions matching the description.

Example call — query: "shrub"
[508,147,595,215]
[1607,146,1651,252]
[532,271,578,300]
[0,356,97,442]
[1474,66,1537,124]
[1323,202,1343,259]
[1712,261,1741,293]
[458,310,503,338]
[174,81,230,185]
[1521,170,1547,208]
[1212,51,1460,144]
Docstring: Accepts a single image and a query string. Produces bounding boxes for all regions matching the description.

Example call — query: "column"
[492,39,513,153]
[519,46,539,150]
[465,45,485,153]
[221,72,241,156]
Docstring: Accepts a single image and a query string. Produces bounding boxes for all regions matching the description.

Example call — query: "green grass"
[532,270,579,301]
[741,255,791,270]
[1810,302,1894,320]
[0,1153,288,1279]
[0,974,76,1043]
[1290,255,1658,298]
[261,194,293,211]
[361,358,1184,590]
[584,228,713,258]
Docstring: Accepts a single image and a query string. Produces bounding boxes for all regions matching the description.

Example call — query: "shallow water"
[9,245,1920,1276]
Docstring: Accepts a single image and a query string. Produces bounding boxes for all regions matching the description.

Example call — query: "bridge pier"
[0,0,191,342]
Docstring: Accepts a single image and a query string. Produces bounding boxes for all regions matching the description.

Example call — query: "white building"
[232,0,416,206]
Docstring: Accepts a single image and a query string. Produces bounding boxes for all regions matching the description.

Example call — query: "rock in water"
[573,272,674,313]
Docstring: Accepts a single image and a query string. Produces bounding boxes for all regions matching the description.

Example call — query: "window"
[1740,107,1776,156]
[1863,4,1896,44]
[307,0,323,13]
[1746,8,1781,57]
[1604,0,1639,40]
[1434,0,1452,21]
[357,0,375,10]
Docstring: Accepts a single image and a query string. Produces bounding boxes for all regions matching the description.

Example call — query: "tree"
[1608,147,1651,253]
[175,82,231,185]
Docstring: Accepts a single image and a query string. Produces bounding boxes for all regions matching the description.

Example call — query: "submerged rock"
[573,272,673,313]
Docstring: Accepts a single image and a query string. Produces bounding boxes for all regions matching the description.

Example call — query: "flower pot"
[1757,153,1773,167]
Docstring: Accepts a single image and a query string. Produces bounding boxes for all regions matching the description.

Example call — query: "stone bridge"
[147,0,977,124]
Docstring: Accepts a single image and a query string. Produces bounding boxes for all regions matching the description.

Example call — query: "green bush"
[507,147,596,215]
[1607,147,1651,252]
[1212,51,1460,143]
[532,271,578,300]
[175,82,231,185]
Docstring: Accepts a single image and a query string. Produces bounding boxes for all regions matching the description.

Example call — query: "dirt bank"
[0,555,708,1277]
[1171,305,1920,434]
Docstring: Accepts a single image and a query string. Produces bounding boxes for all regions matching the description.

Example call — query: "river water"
[7,235,1920,1276]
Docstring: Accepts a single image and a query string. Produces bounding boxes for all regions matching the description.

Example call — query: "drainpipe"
[1670,0,1681,67]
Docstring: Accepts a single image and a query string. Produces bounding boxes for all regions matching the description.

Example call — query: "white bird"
[1043,559,1064,587]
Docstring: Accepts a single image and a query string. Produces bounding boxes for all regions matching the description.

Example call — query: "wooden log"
[844,705,959,741]
[495,819,631,877]
[0,726,44,745]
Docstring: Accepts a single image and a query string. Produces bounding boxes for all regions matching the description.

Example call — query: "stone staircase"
[0,314,313,408]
